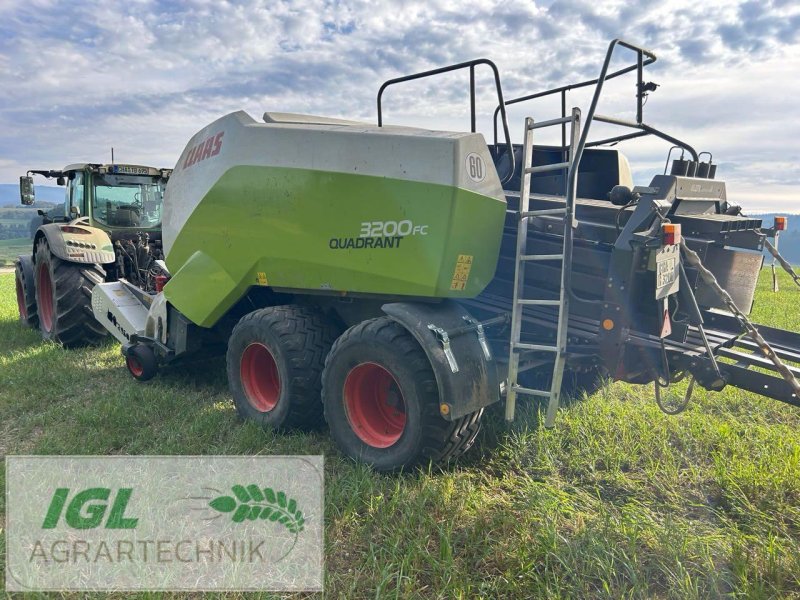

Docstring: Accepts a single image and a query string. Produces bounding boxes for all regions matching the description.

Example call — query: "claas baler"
[91,40,800,471]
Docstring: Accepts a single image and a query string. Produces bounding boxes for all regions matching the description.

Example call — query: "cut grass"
[0,270,799,598]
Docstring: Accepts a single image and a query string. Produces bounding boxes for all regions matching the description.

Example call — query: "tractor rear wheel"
[322,317,482,471]
[226,305,339,430]
[33,239,108,347]
[14,255,38,328]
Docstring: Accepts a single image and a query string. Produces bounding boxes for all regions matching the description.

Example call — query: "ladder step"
[528,116,572,130]
[525,162,570,174]
[517,299,561,306]
[512,342,559,352]
[520,254,564,261]
[520,208,567,218]
[511,385,551,398]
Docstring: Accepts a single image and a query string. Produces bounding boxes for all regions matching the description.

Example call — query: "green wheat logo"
[208,485,305,533]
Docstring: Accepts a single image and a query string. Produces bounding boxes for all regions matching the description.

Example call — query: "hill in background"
[0,181,59,260]
[0,183,63,207]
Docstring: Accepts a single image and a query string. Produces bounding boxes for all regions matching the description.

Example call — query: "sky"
[0,0,798,212]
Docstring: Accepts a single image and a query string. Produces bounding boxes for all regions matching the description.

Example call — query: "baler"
[91,39,800,471]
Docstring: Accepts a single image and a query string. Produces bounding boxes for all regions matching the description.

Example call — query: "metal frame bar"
[376,58,515,182]
[488,39,697,158]
[592,115,698,160]
[585,130,649,148]
[492,39,655,146]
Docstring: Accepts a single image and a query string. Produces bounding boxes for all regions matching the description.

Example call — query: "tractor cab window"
[67,172,85,217]
[62,177,71,218]
[92,174,164,228]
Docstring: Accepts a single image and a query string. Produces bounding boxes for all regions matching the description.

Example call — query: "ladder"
[505,107,582,427]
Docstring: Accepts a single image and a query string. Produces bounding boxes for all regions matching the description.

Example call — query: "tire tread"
[324,317,482,469]
[34,239,107,347]
[229,305,339,429]
[14,256,38,327]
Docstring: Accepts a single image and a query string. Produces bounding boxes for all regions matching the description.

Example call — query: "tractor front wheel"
[33,239,108,347]
[322,317,482,471]
[226,305,339,430]
[14,255,38,328]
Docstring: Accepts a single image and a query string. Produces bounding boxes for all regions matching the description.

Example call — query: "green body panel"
[164,166,506,327]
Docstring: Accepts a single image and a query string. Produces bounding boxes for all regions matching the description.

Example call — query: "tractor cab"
[15,162,173,347]
[20,164,171,238]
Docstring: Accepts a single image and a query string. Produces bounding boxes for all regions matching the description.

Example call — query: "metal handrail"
[492,61,651,146]
[376,58,516,182]
[592,114,698,160]
[494,40,657,145]
[492,39,656,150]
[570,39,661,181]
[490,39,699,163]
[561,39,663,309]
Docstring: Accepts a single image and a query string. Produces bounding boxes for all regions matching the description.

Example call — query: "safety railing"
[492,39,698,162]
[376,59,516,182]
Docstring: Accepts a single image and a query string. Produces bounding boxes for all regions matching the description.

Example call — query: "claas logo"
[183,131,224,169]
[42,488,139,529]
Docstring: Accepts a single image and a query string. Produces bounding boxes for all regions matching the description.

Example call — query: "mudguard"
[382,300,500,420]
[35,221,115,265]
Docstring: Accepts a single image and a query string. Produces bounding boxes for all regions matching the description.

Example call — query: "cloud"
[0,0,797,211]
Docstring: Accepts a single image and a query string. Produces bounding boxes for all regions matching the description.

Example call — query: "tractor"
[14,163,171,346]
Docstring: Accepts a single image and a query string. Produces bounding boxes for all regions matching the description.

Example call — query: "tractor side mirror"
[19,176,35,205]
[56,176,65,186]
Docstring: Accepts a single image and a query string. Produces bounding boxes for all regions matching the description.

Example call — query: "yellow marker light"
[602,318,615,331]
[775,216,787,231]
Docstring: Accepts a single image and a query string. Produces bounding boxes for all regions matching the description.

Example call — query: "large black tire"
[33,239,108,347]
[226,305,339,430]
[322,317,483,472]
[14,255,38,328]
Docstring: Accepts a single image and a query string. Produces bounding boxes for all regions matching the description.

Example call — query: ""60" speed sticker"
[465,152,486,183]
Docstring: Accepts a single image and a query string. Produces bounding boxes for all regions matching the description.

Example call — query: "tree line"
[0,203,57,240]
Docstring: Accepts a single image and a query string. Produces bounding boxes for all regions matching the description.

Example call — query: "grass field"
[1,271,799,598]
[0,238,30,267]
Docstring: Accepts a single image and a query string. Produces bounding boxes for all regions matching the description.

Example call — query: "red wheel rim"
[344,362,406,448]
[15,275,27,320]
[240,343,281,412]
[126,356,144,377]
[36,263,54,332]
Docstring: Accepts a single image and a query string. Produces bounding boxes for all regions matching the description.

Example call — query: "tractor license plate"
[655,245,680,300]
